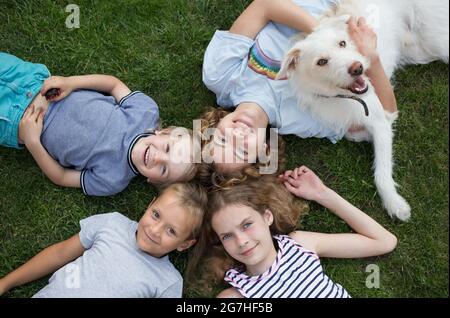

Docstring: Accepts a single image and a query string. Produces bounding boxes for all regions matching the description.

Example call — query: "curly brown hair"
[199,107,286,189]
[185,174,309,296]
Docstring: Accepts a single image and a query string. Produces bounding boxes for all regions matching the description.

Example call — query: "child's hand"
[348,17,379,63]
[19,104,45,146]
[40,76,73,102]
[279,166,328,202]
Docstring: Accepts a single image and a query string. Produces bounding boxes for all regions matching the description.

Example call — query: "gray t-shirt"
[33,212,183,298]
[41,90,160,196]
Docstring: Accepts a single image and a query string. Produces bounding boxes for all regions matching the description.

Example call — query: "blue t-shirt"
[41,90,160,196]
[202,0,345,143]
[33,212,183,298]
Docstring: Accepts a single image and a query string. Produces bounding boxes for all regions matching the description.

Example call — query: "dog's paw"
[385,196,411,222]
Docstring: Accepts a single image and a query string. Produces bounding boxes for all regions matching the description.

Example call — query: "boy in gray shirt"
[0,182,207,298]
[1,52,198,196]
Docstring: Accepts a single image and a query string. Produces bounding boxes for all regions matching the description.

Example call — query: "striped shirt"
[224,235,350,298]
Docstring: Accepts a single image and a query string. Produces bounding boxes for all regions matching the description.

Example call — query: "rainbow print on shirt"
[248,40,287,81]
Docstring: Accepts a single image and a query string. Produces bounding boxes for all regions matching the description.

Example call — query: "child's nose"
[151,222,164,237]
[154,150,169,165]
[231,131,248,148]
[236,233,249,248]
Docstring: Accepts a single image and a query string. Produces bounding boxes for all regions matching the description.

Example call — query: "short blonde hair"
[160,182,208,240]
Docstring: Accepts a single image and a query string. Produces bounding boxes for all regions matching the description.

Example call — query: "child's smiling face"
[131,130,194,184]
[203,103,271,176]
[136,189,197,258]
[209,109,266,174]
[212,204,277,276]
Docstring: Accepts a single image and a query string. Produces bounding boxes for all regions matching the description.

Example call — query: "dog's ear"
[276,48,301,80]
[338,14,351,23]
[318,14,351,30]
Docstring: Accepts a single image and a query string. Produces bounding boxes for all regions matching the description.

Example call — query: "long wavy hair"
[185,174,309,295]
[199,107,286,189]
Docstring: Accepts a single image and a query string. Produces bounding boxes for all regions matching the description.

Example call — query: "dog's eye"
[317,59,328,66]
[339,41,347,48]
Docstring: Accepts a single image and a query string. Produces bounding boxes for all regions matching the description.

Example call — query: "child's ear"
[339,14,351,24]
[177,239,197,252]
[319,15,350,29]
[276,48,301,80]
[263,209,274,226]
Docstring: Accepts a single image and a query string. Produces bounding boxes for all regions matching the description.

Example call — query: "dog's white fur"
[277,0,449,221]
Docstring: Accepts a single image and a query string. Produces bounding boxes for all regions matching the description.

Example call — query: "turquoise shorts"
[0,52,50,149]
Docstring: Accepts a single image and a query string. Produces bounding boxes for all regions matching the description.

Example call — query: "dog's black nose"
[349,62,364,76]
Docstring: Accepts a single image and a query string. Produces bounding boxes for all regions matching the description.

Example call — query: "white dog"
[277,0,449,221]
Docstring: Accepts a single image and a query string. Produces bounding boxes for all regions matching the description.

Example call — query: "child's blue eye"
[243,223,252,229]
[237,148,249,159]
[222,233,231,241]
[214,134,226,146]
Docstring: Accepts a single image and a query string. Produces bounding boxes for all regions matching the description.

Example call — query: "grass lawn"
[0,0,448,298]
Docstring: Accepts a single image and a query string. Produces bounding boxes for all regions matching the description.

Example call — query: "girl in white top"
[187,166,397,298]
[201,0,398,177]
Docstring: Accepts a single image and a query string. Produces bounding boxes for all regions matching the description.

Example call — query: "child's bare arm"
[290,188,398,258]
[0,234,85,295]
[282,166,397,258]
[230,0,318,39]
[348,17,397,113]
[26,140,81,188]
[19,105,81,188]
[40,74,131,104]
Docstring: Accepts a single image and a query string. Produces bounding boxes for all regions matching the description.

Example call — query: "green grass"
[0,0,448,298]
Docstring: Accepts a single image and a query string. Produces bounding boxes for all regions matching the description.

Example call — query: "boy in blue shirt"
[1,52,199,196]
